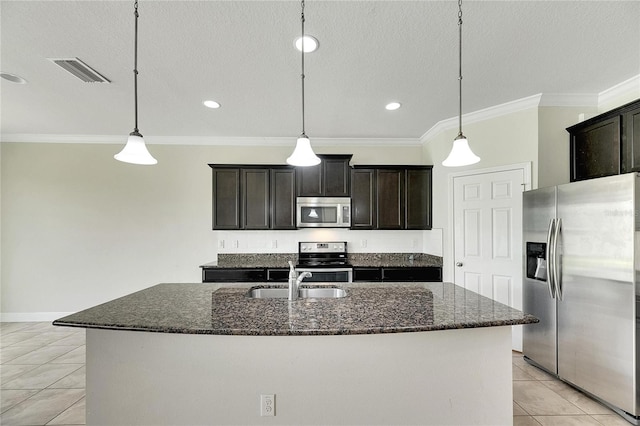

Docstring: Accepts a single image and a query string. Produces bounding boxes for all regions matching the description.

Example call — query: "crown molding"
[0,134,421,146]
[420,94,543,143]
[598,74,640,107]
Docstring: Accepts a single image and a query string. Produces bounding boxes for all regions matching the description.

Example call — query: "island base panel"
[86,327,512,425]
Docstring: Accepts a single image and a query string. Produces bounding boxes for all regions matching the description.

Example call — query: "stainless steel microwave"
[296,197,351,228]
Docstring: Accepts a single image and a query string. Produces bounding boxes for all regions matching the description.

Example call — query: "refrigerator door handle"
[553,218,563,300]
[546,219,556,299]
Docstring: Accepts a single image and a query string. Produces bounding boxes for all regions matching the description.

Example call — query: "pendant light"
[114,0,157,165]
[286,0,321,167]
[442,0,480,168]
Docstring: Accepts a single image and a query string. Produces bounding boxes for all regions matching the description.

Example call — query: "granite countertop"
[201,253,443,269]
[53,282,537,336]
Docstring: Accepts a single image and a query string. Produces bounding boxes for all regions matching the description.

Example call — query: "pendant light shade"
[287,134,321,166]
[114,132,158,165]
[442,134,480,167]
[442,0,479,168]
[115,0,157,166]
[287,0,320,167]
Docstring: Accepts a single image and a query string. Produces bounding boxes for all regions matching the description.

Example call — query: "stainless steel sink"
[247,287,347,299]
[299,287,347,298]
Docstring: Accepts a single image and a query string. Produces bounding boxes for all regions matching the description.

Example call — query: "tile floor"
[0,322,633,426]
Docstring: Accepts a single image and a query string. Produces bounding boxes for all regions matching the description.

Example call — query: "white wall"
[538,105,598,188]
[424,107,539,282]
[1,141,432,319]
[423,81,639,283]
[215,228,443,256]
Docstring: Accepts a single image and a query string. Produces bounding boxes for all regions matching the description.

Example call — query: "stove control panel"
[299,242,347,253]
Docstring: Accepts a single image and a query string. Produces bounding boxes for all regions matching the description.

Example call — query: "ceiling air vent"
[48,57,110,83]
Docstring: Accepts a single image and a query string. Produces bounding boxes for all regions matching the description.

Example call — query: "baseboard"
[0,312,74,322]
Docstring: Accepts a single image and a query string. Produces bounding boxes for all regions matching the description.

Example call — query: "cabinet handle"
[456,262,463,267]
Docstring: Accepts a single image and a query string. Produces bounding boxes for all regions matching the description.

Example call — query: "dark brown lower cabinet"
[202,268,266,283]
[382,267,442,282]
[202,267,291,283]
[353,266,442,282]
[352,267,383,282]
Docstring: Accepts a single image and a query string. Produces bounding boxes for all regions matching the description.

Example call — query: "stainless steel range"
[296,241,353,283]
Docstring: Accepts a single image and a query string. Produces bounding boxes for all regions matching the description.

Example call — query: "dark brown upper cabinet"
[210,165,296,230]
[622,104,640,173]
[351,168,377,229]
[405,167,432,230]
[376,168,405,229]
[212,168,241,229]
[270,167,297,230]
[296,154,352,197]
[567,98,640,182]
[351,165,432,230]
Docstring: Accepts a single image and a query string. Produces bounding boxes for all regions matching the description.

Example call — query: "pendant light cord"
[457,0,464,138]
[132,0,140,136]
[300,0,306,137]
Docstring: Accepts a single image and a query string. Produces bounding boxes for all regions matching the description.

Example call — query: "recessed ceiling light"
[294,35,319,53]
[385,102,401,111]
[1,73,27,84]
[203,100,221,109]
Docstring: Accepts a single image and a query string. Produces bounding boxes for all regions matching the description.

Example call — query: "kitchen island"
[54,282,537,425]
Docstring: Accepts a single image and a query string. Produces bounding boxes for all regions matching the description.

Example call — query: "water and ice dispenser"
[526,242,547,281]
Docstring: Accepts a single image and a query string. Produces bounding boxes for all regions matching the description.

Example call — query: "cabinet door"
[353,267,382,282]
[271,168,297,229]
[323,156,351,197]
[570,117,620,181]
[296,163,323,196]
[405,168,432,230]
[242,169,270,230]
[351,168,376,229]
[382,267,442,282]
[622,106,640,173]
[202,268,266,283]
[212,168,241,229]
[266,268,290,282]
[376,169,404,229]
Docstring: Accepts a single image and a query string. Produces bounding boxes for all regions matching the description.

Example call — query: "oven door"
[295,268,353,283]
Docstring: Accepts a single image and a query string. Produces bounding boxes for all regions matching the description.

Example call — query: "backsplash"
[213,228,443,256]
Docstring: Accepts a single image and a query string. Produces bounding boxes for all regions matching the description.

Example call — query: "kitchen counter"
[53,282,536,335]
[200,252,443,269]
[54,282,536,425]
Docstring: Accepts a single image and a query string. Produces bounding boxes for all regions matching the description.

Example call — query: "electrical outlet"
[218,240,225,249]
[233,240,239,249]
[260,394,275,416]
[271,240,277,249]
[361,239,367,248]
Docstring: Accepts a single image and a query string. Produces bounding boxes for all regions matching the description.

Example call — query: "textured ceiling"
[1,0,639,141]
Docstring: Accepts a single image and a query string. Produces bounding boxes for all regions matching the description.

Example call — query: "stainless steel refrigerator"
[523,173,639,424]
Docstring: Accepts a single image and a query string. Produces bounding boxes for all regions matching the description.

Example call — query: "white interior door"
[452,166,526,351]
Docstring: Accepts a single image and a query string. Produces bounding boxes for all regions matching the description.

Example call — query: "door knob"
[456,262,463,267]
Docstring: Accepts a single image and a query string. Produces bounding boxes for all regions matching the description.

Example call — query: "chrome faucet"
[288,261,312,301]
